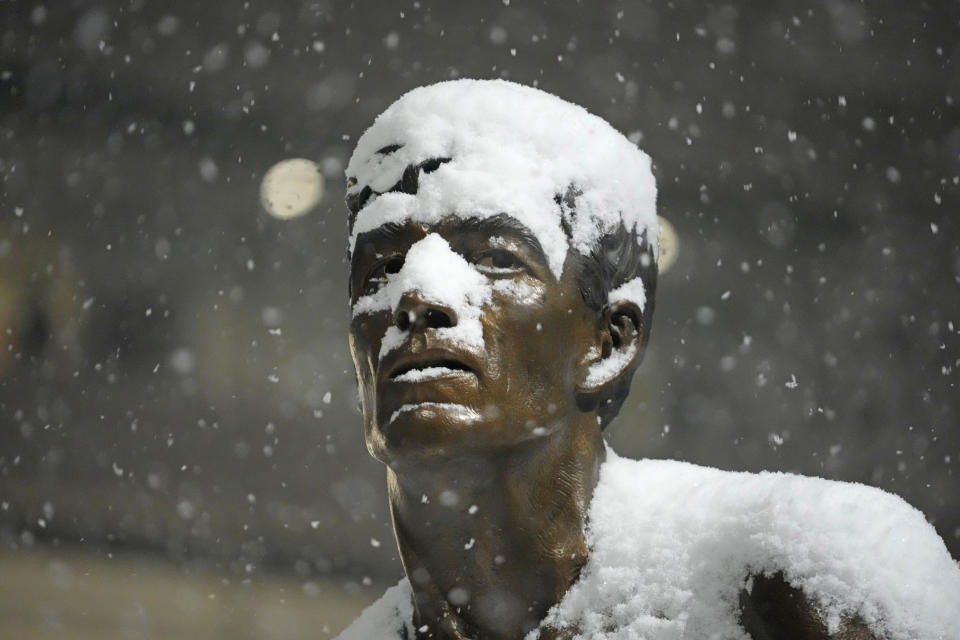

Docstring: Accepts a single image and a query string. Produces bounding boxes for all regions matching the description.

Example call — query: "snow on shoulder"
[335,452,959,640]
[345,79,658,281]
[538,451,960,640]
[335,578,413,640]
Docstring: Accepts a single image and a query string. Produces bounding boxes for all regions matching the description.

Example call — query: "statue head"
[345,79,658,468]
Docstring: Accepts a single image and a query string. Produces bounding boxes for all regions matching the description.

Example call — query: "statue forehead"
[345,79,659,279]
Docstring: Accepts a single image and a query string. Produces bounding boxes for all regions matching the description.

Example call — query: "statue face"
[349,214,598,467]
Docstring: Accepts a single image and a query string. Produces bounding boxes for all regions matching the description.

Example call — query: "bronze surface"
[348,210,881,639]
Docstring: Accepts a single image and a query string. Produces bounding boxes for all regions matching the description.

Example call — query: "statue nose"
[394,292,457,331]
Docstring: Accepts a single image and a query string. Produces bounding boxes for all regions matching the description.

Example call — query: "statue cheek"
[477,312,503,380]
[352,312,383,345]
[491,279,545,308]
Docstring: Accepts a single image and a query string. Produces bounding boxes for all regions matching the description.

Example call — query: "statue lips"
[378,345,482,415]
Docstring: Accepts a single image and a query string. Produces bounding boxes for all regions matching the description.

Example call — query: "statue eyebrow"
[357,221,407,248]
[353,215,549,266]
[456,214,548,262]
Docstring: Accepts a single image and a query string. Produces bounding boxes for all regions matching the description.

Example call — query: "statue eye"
[476,249,524,274]
[384,256,404,274]
[364,255,405,292]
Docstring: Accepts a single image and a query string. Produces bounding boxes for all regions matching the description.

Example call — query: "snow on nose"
[388,234,488,315]
[352,233,491,359]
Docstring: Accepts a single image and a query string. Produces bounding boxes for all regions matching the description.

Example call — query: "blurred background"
[1,0,958,637]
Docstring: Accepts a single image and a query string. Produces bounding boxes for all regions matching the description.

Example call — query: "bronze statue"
[336,80,959,640]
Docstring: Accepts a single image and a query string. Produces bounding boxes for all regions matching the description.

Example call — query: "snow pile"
[538,451,960,639]
[346,79,658,279]
[336,578,413,640]
[607,277,647,312]
[334,452,960,640]
[585,344,638,388]
[392,366,466,383]
[390,402,480,425]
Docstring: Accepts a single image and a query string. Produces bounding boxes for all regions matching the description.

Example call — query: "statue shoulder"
[579,454,960,639]
[740,571,879,640]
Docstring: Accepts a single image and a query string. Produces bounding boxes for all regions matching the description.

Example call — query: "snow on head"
[346,79,658,279]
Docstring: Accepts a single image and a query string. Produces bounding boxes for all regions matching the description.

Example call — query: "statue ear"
[577,300,645,395]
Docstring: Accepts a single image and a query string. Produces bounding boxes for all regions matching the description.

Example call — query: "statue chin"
[374,402,486,462]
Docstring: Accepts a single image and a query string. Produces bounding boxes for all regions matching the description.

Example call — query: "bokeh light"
[657,216,679,274]
[259,158,325,220]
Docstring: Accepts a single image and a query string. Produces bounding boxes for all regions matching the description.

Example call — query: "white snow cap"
[346,79,658,278]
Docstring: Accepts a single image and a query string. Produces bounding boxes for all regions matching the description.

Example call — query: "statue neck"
[386,416,606,640]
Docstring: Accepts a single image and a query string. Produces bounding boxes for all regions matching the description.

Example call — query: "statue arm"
[739,572,881,640]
